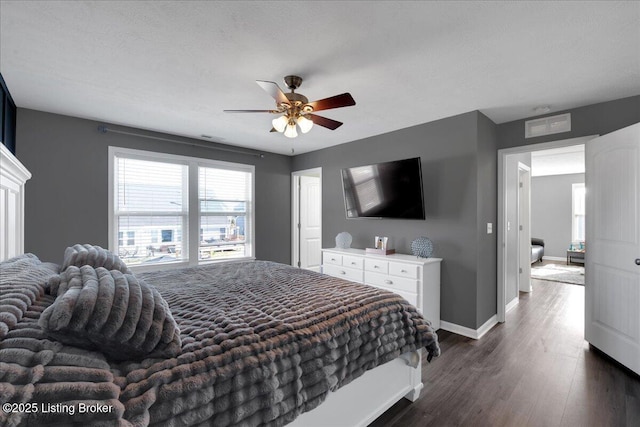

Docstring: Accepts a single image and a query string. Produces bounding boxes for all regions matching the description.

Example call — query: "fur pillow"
[61,244,131,274]
[39,265,181,361]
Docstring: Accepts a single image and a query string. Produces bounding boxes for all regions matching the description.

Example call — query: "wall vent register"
[525,113,571,138]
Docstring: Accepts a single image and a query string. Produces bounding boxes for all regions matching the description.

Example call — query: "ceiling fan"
[224,75,356,138]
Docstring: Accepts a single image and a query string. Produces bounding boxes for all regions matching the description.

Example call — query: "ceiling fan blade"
[305,93,355,112]
[270,127,278,133]
[223,109,276,113]
[308,114,343,130]
[256,80,290,106]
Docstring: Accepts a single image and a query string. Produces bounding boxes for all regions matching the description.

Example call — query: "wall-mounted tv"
[341,157,425,219]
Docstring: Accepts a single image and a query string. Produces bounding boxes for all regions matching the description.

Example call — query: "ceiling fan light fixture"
[284,122,298,138]
[297,115,313,133]
[272,115,288,132]
[225,75,355,138]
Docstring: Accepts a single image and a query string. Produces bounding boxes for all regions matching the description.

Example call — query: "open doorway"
[291,168,322,271]
[497,135,596,322]
[529,146,586,287]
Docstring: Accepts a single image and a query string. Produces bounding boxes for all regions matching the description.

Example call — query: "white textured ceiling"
[531,144,585,177]
[1,1,639,156]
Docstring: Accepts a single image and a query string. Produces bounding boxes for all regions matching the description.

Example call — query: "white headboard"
[0,143,31,260]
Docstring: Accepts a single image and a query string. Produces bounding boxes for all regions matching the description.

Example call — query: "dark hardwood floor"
[370,278,640,427]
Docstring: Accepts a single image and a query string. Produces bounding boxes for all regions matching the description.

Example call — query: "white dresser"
[321,248,442,329]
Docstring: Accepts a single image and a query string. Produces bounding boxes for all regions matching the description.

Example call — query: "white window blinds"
[198,166,252,261]
[110,147,254,269]
[114,157,188,265]
[572,183,586,242]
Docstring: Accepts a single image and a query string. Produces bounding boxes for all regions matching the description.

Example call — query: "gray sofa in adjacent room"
[531,238,544,263]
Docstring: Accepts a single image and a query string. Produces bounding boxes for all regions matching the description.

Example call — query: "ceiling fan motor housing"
[284,75,303,90]
[284,92,310,108]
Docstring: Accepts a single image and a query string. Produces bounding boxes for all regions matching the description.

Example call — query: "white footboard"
[289,350,423,427]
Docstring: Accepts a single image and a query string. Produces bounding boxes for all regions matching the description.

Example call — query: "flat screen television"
[341,157,425,219]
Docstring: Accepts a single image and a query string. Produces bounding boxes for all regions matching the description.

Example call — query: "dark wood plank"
[370,279,640,427]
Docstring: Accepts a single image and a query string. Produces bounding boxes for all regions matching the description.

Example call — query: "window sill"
[128,256,256,274]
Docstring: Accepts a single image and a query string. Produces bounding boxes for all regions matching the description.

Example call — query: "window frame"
[108,146,255,272]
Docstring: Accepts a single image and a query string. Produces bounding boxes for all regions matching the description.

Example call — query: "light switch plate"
[487,223,493,234]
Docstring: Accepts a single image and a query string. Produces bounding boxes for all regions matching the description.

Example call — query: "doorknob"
[636,259,640,266]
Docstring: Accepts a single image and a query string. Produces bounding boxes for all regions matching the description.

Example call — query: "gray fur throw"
[0,254,59,339]
[1,254,125,427]
[61,243,131,274]
[39,265,181,361]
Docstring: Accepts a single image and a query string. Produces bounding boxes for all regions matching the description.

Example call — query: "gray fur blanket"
[1,256,439,426]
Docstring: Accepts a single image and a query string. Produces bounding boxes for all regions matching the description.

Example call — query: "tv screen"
[341,157,425,219]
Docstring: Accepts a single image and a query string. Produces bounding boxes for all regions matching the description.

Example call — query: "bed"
[0,245,440,426]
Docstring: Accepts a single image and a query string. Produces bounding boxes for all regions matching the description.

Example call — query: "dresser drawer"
[365,258,389,274]
[342,255,364,269]
[323,253,343,266]
[365,271,417,293]
[323,264,364,283]
[389,262,419,279]
[375,286,418,308]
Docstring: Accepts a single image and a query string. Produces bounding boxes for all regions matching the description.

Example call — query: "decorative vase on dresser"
[321,248,442,329]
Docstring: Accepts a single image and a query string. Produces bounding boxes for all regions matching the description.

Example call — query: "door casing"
[497,135,597,322]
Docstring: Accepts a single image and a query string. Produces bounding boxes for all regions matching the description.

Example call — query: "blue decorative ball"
[411,237,433,258]
[335,232,353,249]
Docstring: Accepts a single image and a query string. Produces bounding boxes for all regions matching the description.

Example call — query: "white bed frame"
[290,351,423,427]
[0,143,425,425]
[0,143,31,261]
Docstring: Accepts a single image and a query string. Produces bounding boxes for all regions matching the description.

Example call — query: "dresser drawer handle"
[340,270,346,275]
[331,258,336,261]
[351,262,357,265]
[401,269,407,273]
[374,265,380,269]
[384,279,393,285]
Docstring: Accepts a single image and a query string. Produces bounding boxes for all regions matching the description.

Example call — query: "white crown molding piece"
[0,143,31,184]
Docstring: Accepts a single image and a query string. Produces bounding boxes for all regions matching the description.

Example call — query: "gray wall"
[475,113,498,326]
[14,95,637,332]
[531,173,584,258]
[292,111,497,330]
[16,109,292,265]
[498,95,640,150]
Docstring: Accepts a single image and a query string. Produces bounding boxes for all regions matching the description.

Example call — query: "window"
[572,183,586,242]
[199,166,251,260]
[109,147,254,269]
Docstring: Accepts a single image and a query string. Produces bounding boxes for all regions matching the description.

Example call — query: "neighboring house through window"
[109,147,254,269]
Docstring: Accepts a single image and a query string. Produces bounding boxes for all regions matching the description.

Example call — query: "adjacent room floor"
[371,277,640,427]
[530,259,585,286]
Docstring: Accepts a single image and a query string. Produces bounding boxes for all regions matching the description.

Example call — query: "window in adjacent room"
[572,183,586,242]
[109,147,254,269]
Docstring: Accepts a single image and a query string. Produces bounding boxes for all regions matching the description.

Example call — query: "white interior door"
[297,174,322,271]
[585,122,640,375]
[518,164,532,292]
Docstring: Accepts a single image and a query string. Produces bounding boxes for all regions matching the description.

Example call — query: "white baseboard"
[506,297,519,313]
[542,256,565,262]
[440,315,498,340]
